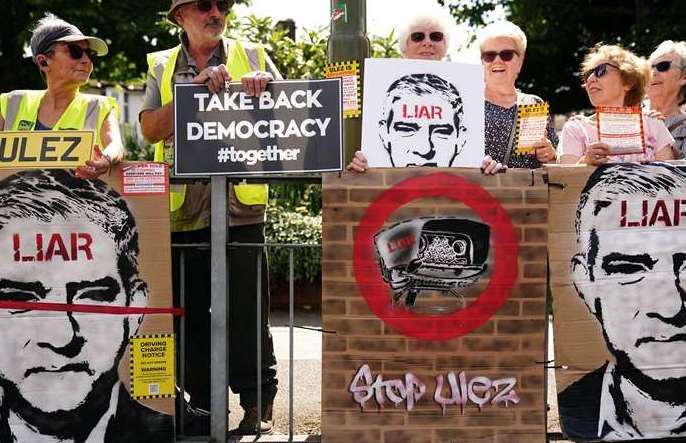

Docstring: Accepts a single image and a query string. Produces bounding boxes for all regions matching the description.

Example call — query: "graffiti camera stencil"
[374,216,490,307]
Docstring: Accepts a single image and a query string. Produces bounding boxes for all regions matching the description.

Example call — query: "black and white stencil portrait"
[0,169,174,443]
[549,163,686,442]
[361,58,484,168]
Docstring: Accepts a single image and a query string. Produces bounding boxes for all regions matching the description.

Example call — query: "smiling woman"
[558,44,676,165]
[648,41,686,159]
[477,21,558,172]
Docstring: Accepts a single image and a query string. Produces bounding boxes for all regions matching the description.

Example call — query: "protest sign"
[0,164,175,442]
[174,79,343,175]
[361,59,485,168]
[549,164,686,441]
[596,106,645,155]
[322,168,547,442]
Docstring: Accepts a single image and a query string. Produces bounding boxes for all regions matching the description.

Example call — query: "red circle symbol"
[353,172,518,341]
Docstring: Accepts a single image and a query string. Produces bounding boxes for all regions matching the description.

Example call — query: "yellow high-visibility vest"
[147,39,268,226]
[0,89,117,147]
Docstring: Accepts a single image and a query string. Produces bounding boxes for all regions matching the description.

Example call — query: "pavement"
[183,311,573,442]
[227,309,323,438]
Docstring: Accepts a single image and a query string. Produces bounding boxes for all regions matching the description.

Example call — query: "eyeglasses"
[480,50,518,63]
[582,62,619,81]
[195,0,234,13]
[652,60,676,72]
[51,43,98,62]
[410,32,444,43]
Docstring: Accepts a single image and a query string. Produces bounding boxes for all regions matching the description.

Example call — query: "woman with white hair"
[479,21,558,173]
[396,6,452,61]
[0,13,124,179]
[647,40,686,158]
[347,6,453,171]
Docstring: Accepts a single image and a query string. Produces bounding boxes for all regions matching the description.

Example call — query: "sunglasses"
[582,62,619,81]
[52,43,98,62]
[195,0,233,13]
[480,50,518,63]
[410,32,444,43]
[652,60,676,72]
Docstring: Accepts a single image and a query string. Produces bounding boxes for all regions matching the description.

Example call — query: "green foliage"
[438,0,686,113]
[264,204,322,284]
[121,123,154,161]
[0,0,251,89]
[371,30,401,59]
[269,184,321,215]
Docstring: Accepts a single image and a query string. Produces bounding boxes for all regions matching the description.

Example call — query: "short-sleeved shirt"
[559,113,675,163]
[485,93,559,169]
[140,33,282,116]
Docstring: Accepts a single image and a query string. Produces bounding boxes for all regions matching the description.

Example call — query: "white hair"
[396,5,453,57]
[476,20,527,55]
[650,40,686,72]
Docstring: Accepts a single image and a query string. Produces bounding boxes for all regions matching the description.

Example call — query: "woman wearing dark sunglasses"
[0,13,124,179]
[559,44,675,165]
[347,6,453,171]
[647,41,686,159]
[477,21,558,174]
[396,7,451,61]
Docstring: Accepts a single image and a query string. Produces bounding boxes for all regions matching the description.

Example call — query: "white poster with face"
[361,58,485,168]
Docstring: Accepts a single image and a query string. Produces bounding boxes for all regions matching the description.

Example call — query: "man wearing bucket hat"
[0,13,125,179]
[139,0,280,436]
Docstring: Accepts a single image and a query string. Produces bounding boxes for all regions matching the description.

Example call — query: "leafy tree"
[0,0,252,91]
[439,0,686,113]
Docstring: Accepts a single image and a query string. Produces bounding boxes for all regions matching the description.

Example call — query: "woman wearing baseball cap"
[0,13,124,179]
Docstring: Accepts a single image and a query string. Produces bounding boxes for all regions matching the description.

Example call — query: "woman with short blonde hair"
[559,44,674,165]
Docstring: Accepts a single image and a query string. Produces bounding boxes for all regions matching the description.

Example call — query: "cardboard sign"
[322,168,547,442]
[0,130,93,168]
[361,59,485,168]
[596,106,645,155]
[173,79,343,175]
[515,103,549,155]
[324,61,361,119]
[130,334,175,399]
[0,164,174,442]
[549,164,686,441]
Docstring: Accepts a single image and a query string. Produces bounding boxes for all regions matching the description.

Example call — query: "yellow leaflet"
[515,103,549,155]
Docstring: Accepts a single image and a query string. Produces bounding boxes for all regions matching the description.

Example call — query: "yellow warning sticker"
[0,130,93,168]
[129,334,176,399]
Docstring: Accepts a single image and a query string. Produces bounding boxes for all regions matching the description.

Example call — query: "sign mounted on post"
[173,79,343,175]
[0,130,93,168]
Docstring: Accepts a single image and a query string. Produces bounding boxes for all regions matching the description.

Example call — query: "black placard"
[173,79,343,175]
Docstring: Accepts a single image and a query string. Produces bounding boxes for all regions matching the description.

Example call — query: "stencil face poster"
[0,167,174,442]
[549,163,686,442]
[361,58,485,168]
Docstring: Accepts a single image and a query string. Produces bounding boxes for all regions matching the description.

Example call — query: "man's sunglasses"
[51,43,98,62]
[195,0,234,13]
[652,60,677,73]
[582,62,619,81]
[410,32,444,43]
[480,50,518,63]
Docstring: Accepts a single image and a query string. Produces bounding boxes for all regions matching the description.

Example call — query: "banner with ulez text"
[549,163,686,442]
[174,79,343,175]
[322,168,547,443]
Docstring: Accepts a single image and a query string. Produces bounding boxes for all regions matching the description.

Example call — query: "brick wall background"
[322,168,548,443]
